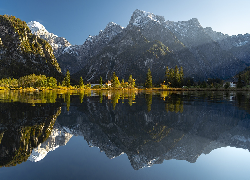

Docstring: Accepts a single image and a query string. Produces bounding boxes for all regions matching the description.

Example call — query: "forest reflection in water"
[1,90,250,171]
[0,89,184,113]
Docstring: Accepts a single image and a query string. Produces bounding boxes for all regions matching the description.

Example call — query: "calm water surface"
[1,90,250,180]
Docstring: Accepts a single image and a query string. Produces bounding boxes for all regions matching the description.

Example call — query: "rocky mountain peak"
[129,9,165,27]
[57,21,124,75]
[165,17,214,48]
[106,22,123,28]
[102,22,124,37]
[166,18,202,32]
[204,27,229,42]
[27,21,71,57]
[27,21,50,36]
[187,18,200,26]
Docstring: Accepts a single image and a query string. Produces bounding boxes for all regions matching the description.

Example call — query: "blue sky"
[1,0,250,45]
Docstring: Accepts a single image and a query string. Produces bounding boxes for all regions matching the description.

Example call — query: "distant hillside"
[0,15,62,80]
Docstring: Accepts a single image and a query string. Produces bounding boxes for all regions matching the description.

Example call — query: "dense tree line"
[109,72,136,89]
[165,66,184,88]
[0,74,57,89]
[3,64,249,90]
[0,72,77,90]
[237,67,250,85]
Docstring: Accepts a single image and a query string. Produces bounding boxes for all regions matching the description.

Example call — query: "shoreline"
[0,87,249,92]
[152,88,250,91]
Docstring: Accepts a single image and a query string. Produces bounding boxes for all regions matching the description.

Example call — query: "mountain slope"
[73,26,195,83]
[28,21,124,75]
[204,28,250,65]
[0,15,62,79]
[27,21,71,58]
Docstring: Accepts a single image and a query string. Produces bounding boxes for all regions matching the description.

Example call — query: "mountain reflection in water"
[0,102,61,167]
[1,90,250,170]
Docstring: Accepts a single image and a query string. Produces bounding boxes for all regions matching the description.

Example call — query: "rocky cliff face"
[28,9,250,82]
[0,15,62,79]
[57,22,124,75]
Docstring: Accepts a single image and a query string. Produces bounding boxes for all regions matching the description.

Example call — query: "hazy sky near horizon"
[1,0,250,45]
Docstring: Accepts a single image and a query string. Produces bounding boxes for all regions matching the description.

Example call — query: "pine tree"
[62,79,66,87]
[128,74,135,88]
[169,68,174,87]
[79,76,84,88]
[165,66,169,84]
[111,72,116,87]
[165,66,184,87]
[121,79,125,88]
[179,66,184,87]
[237,74,243,88]
[65,69,71,87]
[145,68,152,88]
[174,65,179,87]
[111,72,120,88]
[187,79,191,88]
[99,76,103,87]
[224,82,230,89]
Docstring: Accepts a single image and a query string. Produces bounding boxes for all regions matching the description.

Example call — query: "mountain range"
[27,9,250,83]
[1,10,250,83]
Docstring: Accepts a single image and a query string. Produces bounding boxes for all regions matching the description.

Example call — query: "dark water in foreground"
[1,90,250,180]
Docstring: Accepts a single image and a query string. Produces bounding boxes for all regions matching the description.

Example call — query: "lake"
[1,90,250,180]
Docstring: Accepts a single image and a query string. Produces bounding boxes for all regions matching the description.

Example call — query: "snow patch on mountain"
[27,21,71,57]
[27,21,51,35]
[130,9,165,27]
